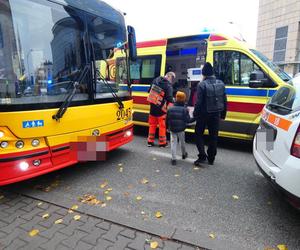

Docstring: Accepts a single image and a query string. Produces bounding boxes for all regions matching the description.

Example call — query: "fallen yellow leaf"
[73,215,81,221]
[124,192,130,197]
[106,196,112,201]
[0,195,4,200]
[100,182,108,189]
[232,195,239,200]
[174,174,180,177]
[107,188,113,192]
[141,211,146,215]
[68,209,74,214]
[155,211,162,218]
[150,241,159,249]
[101,203,107,208]
[42,213,49,219]
[54,219,63,224]
[193,167,200,170]
[119,167,123,172]
[136,196,143,201]
[141,178,149,184]
[209,233,216,239]
[118,163,123,167]
[153,157,157,161]
[29,229,39,237]
[277,244,288,250]
[71,205,78,210]
[37,202,43,206]
[155,169,160,173]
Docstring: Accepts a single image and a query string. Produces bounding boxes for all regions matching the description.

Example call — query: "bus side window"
[116,55,162,84]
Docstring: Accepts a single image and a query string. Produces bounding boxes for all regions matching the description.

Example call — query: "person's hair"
[165,71,176,81]
[175,91,186,103]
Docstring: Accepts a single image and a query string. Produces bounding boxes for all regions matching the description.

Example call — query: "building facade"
[256,0,300,76]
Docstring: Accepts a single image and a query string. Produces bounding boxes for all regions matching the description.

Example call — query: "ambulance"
[253,75,300,209]
[112,33,291,140]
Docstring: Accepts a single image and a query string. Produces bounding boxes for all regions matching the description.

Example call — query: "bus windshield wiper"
[52,64,90,121]
[268,103,293,111]
[98,75,124,109]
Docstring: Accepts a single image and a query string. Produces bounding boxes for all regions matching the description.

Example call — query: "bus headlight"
[124,130,132,138]
[19,162,29,171]
[0,131,4,138]
[15,140,24,149]
[0,141,8,148]
[31,139,40,147]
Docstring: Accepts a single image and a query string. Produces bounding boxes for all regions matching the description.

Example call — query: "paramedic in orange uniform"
[147,72,175,147]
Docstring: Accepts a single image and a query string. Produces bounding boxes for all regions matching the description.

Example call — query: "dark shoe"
[171,159,177,166]
[194,157,206,166]
[147,142,154,147]
[182,152,188,159]
[159,143,168,148]
[208,158,215,165]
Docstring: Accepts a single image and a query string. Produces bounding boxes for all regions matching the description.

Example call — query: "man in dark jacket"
[167,91,194,165]
[147,72,175,147]
[193,62,227,165]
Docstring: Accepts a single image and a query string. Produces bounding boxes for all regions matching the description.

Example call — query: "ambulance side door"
[211,49,271,138]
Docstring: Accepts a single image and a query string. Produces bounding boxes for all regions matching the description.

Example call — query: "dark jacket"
[193,76,227,120]
[149,76,173,117]
[167,102,194,133]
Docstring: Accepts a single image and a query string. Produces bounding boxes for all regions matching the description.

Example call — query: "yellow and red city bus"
[0,0,137,185]
[114,33,291,140]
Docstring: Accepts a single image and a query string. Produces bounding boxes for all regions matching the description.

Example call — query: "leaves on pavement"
[78,194,103,205]
[153,157,157,161]
[42,213,49,219]
[209,233,216,239]
[232,195,239,200]
[29,229,39,237]
[73,215,81,221]
[174,174,180,177]
[277,245,288,250]
[123,192,130,197]
[100,181,108,189]
[71,205,78,210]
[0,195,4,200]
[37,202,43,206]
[140,178,149,184]
[106,196,112,201]
[119,167,124,172]
[155,169,160,173]
[118,163,123,167]
[150,241,159,249]
[155,211,162,218]
[54,219,63,224]
[193,167,200,171]
[136,196,143,201]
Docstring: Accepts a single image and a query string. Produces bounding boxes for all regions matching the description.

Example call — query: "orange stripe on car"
[267,113,292,131]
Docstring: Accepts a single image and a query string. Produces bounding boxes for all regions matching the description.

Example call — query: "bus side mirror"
[249,70,277,88]
[127,26,137,61]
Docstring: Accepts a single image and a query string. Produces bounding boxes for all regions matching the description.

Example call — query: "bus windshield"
[250,49,291,82]
[0,0,129,110]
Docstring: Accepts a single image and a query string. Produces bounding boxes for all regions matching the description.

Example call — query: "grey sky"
[105,0,259,46]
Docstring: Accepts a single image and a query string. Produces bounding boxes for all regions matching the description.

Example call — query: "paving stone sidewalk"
[0,191,204,250]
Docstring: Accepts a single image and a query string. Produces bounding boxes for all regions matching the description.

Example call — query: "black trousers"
[195,114,220,161]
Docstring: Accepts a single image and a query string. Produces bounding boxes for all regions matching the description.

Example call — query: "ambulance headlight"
[15,140,24,149]
[19,162,29,171]
[0,141,8,148]
[31,139,40,147]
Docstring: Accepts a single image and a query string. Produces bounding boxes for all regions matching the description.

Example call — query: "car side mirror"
[249,70,277,88]
[127,26,137,61]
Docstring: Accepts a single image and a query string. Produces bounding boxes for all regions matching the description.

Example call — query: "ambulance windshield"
[250,49,291,82]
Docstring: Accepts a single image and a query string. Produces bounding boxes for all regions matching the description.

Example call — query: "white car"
[253,75,300,210]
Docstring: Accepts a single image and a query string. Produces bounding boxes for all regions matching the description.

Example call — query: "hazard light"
[209,35,227,41]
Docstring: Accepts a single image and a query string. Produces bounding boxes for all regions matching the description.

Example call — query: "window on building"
[213,51,260,86]
[273,26,288,63]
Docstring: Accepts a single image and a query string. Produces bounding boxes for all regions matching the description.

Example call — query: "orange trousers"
[148,114,167,145]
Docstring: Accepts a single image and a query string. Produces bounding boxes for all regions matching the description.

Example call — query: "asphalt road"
[4,127,300,249]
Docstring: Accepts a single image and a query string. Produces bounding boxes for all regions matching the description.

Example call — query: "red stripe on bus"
[137,39,167,48]
[133,96,264,114]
